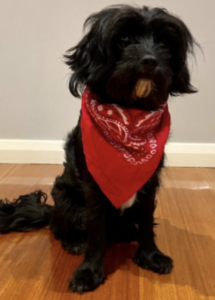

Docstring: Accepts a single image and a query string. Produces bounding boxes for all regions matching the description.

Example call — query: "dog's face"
[64,5,197,110]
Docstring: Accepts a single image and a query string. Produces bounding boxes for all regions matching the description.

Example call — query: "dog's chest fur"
[119,193,137,213]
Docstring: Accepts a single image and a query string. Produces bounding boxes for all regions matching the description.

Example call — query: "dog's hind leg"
[50,175,88,255]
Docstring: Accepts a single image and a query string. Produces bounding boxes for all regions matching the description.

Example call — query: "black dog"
[0,5,198,294]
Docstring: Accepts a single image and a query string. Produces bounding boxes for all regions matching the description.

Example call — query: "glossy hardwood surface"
[0,164,215,300]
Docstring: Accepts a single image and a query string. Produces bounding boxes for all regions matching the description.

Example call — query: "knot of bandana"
[84,88,168,165]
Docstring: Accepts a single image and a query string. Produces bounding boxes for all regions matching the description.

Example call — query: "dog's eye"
[118,36,132,48]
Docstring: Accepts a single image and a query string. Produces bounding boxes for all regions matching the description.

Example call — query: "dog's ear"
[165,13,199,96]
[171,60,197,95]
[157,9,201,96]
[64,10,115,98]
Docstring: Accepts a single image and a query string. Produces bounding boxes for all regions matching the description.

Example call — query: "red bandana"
[81,88,171,208]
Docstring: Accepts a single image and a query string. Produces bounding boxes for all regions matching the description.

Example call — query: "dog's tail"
[0,190,53,233]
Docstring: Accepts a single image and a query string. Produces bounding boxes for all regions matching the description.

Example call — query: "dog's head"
[64,5,198,110]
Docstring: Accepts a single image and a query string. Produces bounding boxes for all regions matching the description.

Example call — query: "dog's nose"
[141,55,157,71]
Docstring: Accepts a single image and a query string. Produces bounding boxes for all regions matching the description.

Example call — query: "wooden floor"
[0,164,215,300]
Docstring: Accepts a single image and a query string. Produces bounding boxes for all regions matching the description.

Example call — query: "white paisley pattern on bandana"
[84,88,167,165]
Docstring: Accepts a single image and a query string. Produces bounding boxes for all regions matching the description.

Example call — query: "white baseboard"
[165,143,215,167]
[0,140,64,164]
[0,139,214,167]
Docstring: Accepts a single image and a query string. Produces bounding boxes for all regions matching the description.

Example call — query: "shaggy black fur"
[0,191,52,233]
[0,5,198,294]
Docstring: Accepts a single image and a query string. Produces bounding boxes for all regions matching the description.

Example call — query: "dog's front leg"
[69,188,108,294]
[133,177,173,274]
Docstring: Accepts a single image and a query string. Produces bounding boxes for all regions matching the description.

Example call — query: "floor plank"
[0,164,215,299]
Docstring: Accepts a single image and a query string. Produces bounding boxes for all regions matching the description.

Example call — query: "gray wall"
[0,0,214,143]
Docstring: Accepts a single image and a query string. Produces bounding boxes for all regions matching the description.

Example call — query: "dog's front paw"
[69,267,105,293]
[133,250,173,274]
